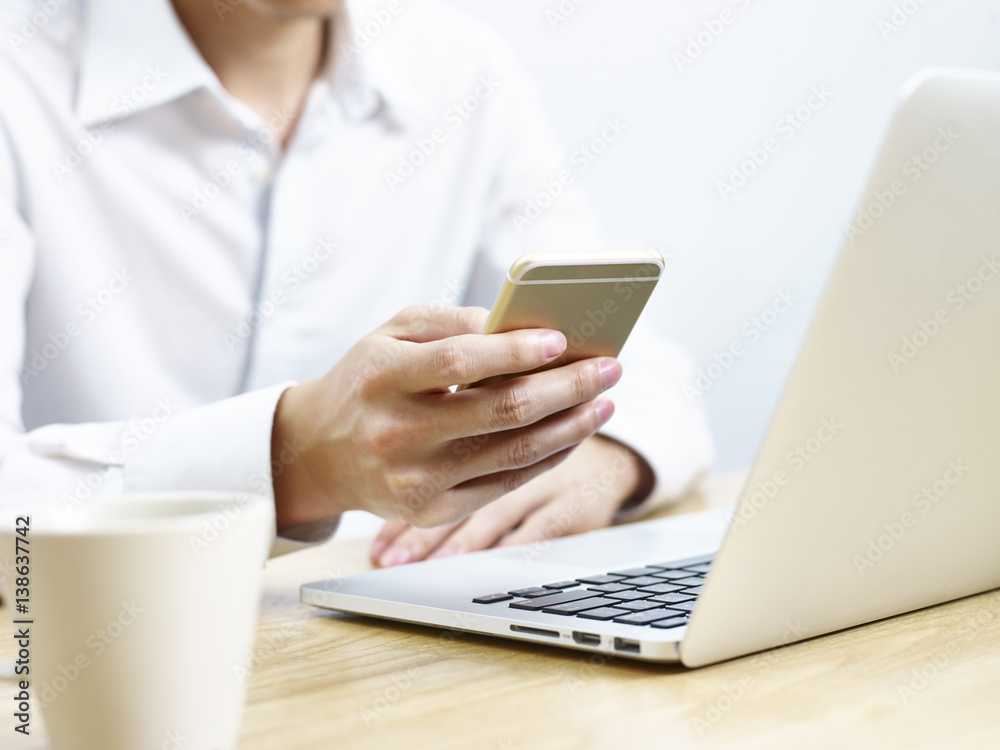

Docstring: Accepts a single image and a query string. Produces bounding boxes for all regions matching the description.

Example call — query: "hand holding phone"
[463,249,664,388]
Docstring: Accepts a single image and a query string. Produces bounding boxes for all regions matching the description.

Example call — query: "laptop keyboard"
[472,553,713,631]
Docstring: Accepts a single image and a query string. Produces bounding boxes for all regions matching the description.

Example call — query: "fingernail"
[542,331,567,358]
[370,538,388,560]
[598,358,622,388]
[595,399,615,424]
[380,547,411,567]
[429,547,456,560]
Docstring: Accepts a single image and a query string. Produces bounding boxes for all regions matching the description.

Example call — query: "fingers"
[369,519,408,564]
[375,521,463,567]
[384,306,489,343]
[432,356,622,438]
[425,487,550,560]
[398,328,568,393]
[497,511,559,548]
[440,445,579,525]
[497,473,621,549]
[375,474,556,565]
[499,499,589,548]
[446,398,615,485]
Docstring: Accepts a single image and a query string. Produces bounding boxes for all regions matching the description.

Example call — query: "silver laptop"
[302,69,1000,667]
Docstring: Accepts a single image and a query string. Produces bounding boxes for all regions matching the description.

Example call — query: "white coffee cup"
[0,492,274,750]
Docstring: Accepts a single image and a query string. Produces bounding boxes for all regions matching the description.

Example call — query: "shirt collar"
[326,1,432,131]
[76,0,220,127]
[76,0,430,131]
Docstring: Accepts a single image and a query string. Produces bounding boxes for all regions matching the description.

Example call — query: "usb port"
[613,637,640,653]
[572,631,601,646]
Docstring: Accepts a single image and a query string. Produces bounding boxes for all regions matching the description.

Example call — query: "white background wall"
[447,0,1000,471]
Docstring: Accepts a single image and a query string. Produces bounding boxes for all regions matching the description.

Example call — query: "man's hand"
[271,306,621,532]
[370,435,652,566]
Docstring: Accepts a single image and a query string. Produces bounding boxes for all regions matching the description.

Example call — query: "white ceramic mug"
[0,492,274,750]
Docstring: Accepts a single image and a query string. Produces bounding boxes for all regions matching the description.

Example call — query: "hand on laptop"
[370,434,650,566]
[271,305,621,533]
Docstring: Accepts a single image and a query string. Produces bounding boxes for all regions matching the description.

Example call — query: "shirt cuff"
[123,382,340,557]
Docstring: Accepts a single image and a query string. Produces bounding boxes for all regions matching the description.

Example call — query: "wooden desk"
[3,474,1000,749]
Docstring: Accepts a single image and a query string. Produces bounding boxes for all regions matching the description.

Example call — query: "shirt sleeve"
[0,121,319,558]
[464,46,715,517]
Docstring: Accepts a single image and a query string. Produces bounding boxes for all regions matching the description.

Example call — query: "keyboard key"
[542,580,580,590]
[681,586,703,595]
[669,576,705,587]
[669,600,697,612]
[542,597,619,615]
[637,583,684,595]
[472,593,513,604]
[683,563,712,574]
[651,570,694,580]
[614,600,663,612]
[609,567,662,577]
[648,592,696,605]
[651,616,689,630]
[509,589,597,611]
[576,574,626,585]
[648,554,715,569]
[614,608,679,625]
[577,607,630,621]
[621,576,663,586]
[602,590,650,601]
[587,583,635,593]
[509,587,551,598]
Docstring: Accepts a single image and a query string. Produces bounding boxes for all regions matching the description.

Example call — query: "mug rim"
[0,491,274,536]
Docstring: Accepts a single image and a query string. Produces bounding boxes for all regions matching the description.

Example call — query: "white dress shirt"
[0,0,713,553]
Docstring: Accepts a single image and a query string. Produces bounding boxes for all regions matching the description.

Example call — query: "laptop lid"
[681,69,1000,667]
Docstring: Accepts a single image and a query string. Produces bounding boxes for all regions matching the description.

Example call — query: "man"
[0,0,712,563]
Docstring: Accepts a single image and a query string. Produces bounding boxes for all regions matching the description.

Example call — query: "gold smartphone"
[463,249,664,388]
